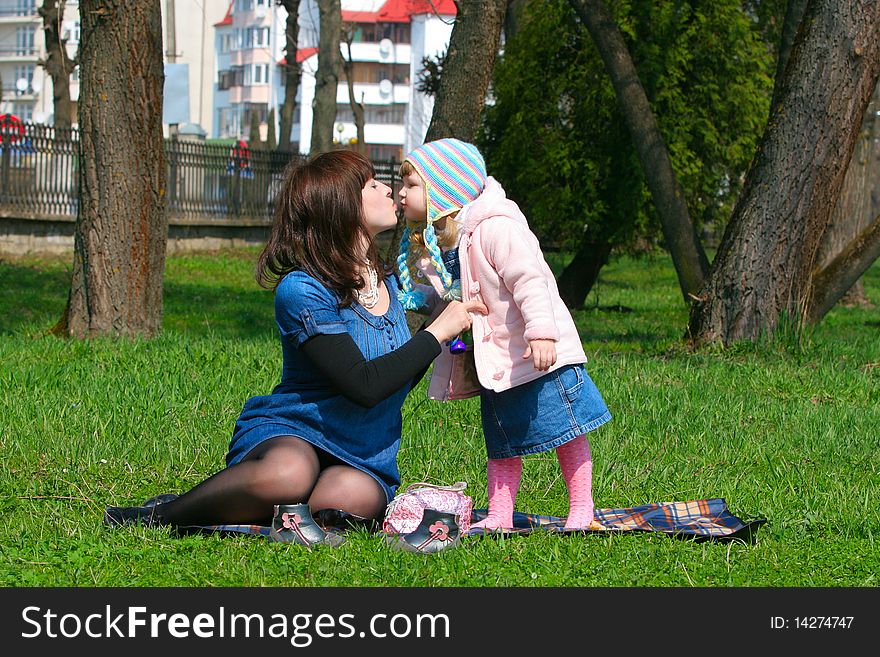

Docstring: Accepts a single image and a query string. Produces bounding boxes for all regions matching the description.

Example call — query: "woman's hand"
[424,299,487,344]
[523,339,557,371]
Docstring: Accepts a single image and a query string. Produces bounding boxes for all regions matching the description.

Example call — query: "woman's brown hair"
[256,150,385,306]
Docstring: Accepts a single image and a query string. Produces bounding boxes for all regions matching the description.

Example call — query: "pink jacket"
[414,177,587,400]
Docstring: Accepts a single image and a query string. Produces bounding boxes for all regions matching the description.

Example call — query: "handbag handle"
[404,481,468,493]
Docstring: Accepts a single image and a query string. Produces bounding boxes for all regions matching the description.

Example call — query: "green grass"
[1,248,878,586]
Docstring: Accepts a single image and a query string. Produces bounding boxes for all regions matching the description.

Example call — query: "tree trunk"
[687,0,880,346]
[807,214,880,323]
[66,0,167,338]
[567,0,709,304]
[424,0,507,143]
[503,0,527,43]
[557,239,613,309]
[277,0,301,152]
[770,0,808,109]
[310,0,340,154]
[38,0,76,130]
[812,79,880,309]
[342,28,366,155]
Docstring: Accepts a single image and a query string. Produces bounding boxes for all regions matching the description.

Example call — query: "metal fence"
[0,120,402,223]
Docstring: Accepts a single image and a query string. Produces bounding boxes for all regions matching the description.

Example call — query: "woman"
[105,151,485,546]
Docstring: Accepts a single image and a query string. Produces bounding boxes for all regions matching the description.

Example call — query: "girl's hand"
[424,299,487,344]
[524,339,556,371]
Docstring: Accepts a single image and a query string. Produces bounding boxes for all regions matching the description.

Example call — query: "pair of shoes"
[385,509,461,554]
[269,503,345,547]
[104,505,164,527]
[142,493,178,508]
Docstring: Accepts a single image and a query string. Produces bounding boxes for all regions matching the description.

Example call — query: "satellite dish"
[378,79,393,96]
[378,38,393,57]
[15,78,29,93]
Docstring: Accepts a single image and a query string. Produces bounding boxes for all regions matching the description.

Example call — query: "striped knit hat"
[404,138,487,224]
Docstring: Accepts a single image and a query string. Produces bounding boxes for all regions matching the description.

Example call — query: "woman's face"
[361,178,397,237]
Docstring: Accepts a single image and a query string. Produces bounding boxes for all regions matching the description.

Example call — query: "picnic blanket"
[177,498,764,543]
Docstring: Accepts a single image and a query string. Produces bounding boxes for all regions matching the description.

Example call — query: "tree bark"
[567,0,709,304]
[276,0,301,152]
[424,0,507,143]
[310,0,340,154]
[812,79,880,309]
[557,239,613,309]
[687,0,880,346]
[38,0,76,130]
[66,0,167,338]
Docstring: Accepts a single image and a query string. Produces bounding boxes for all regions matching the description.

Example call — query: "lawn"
[1,248,878,586]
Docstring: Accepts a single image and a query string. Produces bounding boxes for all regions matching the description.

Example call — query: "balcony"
[0,47,38,61]
[0,9,39,24]
[229,85,269,104]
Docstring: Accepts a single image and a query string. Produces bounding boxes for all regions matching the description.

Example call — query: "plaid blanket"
[177,498,763,543]
[469,498,764,542]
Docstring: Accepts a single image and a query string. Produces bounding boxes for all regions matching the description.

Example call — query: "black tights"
[157,436,387,527]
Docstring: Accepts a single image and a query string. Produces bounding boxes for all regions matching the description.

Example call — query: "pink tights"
[470,435,594,531]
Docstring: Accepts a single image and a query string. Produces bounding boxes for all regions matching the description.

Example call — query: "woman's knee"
[309,466,387,520]
[245,437,321,500]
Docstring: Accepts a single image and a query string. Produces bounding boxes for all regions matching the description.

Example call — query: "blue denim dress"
[225,270,412,503]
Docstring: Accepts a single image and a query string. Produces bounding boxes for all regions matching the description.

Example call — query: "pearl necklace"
[357,264,380,308]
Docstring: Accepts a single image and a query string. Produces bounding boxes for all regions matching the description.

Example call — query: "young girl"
[396,138,612,531]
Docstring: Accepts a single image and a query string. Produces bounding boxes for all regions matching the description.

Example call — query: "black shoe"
[313,508,377,533]
[142,493,178,508]
[385,509,461,554]
[269,503,345,547]
[104,505,164,527]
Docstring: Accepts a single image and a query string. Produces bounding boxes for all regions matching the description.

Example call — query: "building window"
[220,33,234,53]
[245,63,268,85]
[16,26,36,56]
[349,22,410,45]
[16,0,37,16]
[13,102,33,122]
[243,27,269,48]
[64,20,80,44]
[14,64,34,94]
[344,62,409,85]
[335,104,406,125]
[218,69,235,90]
[369,144,402,161]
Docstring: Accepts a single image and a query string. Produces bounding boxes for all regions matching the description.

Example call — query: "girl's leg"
[556,435,594,530]
[154,436,321,527]
[307,464,388,522]
[469,456,522,531]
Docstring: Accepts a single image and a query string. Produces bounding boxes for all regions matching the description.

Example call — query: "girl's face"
[361,178,397,237]
[398,171,427,222]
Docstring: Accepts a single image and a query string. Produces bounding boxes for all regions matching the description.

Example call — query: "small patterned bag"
[382,481,473,535]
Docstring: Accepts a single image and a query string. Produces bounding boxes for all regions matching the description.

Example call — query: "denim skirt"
[479,364,612,459]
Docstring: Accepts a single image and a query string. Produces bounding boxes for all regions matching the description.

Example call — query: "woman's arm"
[301,330,441,408]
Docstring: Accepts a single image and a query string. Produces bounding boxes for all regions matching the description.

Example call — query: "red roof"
[214,1,233,27]
[342,0,457,24]
[277,47,319,66]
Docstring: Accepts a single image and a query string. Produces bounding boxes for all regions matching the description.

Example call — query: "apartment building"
[213,0,456,159]
[0,0,79,125]
[162,0,231,137]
